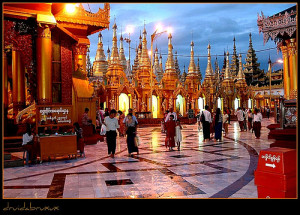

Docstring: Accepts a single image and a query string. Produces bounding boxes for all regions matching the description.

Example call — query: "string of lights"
[127,46,278,58]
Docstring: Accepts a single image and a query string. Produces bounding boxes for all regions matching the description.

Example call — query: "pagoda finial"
[205,42,213,76]
[165,31,175,72]
[237,53,245,80]
[224,51,231,79]
[188,39,196,75]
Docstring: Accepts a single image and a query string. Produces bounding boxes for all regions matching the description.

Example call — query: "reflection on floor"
[3,118,276,198]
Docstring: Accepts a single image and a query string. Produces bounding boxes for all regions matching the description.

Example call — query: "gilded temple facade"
[3,3,110,136]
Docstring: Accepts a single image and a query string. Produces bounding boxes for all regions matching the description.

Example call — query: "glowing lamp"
[155,23,163,33]
[277,59,283,64]
[126,25,134,34]
[65,4,76,14]
[167,27,173,34]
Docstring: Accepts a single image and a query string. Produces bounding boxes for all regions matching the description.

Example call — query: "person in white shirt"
[22,123,35,165]
[164,107,177,122]
[104,109,119,158]
[253,108,263,139]
[223,110,229,136]
[201,105,212,142]
[235,107,244,131]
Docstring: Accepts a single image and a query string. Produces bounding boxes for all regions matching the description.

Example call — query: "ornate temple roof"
[257,5,296,45]
[53,3,110,36]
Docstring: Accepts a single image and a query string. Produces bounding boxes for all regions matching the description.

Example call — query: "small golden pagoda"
[184,40,202,110]
[93,32,108,80]
[220,51,235,109]
[104,21,133,115]
[161,33,182,112]
[235,54,249,108]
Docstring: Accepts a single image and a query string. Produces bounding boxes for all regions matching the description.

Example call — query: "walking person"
[266,106,270,119]
[74,122,85,157]
[175,119,183,151]
[201,105,212,142]
[243,108,248,131]
[118,110,126,137]
[125,113,139,157]
[247,109,253,132]
[165,114,176,151]
[165,107,177,122]
[104,109,119,158]
[235,107,244,131]
[223,110,229,136]
[214,108,223,141]
[227,108,231,124]
[253,108,263,139]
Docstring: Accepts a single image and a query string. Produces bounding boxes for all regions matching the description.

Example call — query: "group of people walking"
[78,104,265,160]
[102,108,139,158]
[199,105,264,142]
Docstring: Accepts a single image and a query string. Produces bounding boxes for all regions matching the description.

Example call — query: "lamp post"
[149,25,171,117]
[268,57,283,110]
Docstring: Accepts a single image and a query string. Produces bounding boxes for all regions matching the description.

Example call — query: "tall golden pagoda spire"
[139,25,151,68]
[187,40,196,75]
[109,21,120,65]
[165,33,176,72]
[93,32,108,78]
[224,51,231,79]
[237,53,245,80]
[205,43,213,77]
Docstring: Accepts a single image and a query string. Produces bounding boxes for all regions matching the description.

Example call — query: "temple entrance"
[248,98,252,109]
[119,93,129,115]
[152,95,158,118]
[234,98,239,110]
[198,97,204,111]
[176,94,184,116]
[217,97,222,109]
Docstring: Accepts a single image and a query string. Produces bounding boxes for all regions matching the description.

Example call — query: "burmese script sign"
[37,105,73,126]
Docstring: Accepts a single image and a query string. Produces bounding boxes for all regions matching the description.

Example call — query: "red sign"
[256,147,296,175]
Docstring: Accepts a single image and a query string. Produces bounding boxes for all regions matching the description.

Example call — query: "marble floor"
[3,118,276,199]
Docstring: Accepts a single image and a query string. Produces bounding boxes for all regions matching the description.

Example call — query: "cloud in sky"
[84,3,295,78]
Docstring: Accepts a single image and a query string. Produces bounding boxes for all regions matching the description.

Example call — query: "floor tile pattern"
[3,118,276,198]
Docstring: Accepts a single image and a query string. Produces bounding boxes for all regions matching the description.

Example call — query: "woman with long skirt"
[253,108,263,139]
[214,108,223,141]
[125,113,138,156]
[165,114,176,151]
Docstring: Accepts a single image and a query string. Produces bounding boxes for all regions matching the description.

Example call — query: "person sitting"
[82,108,92,126]
[22,123,37,165]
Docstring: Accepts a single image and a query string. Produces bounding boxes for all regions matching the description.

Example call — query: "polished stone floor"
[3,118,276,199]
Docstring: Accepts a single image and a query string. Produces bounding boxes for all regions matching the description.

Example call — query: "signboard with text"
[37,105,73,126]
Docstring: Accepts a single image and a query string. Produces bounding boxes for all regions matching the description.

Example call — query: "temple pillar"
[12,48,25,115]
[157,96,161,118]
[37,24,52,105]
[280,45,290,100]
[288,39,297,99]
[3,49,8,110]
